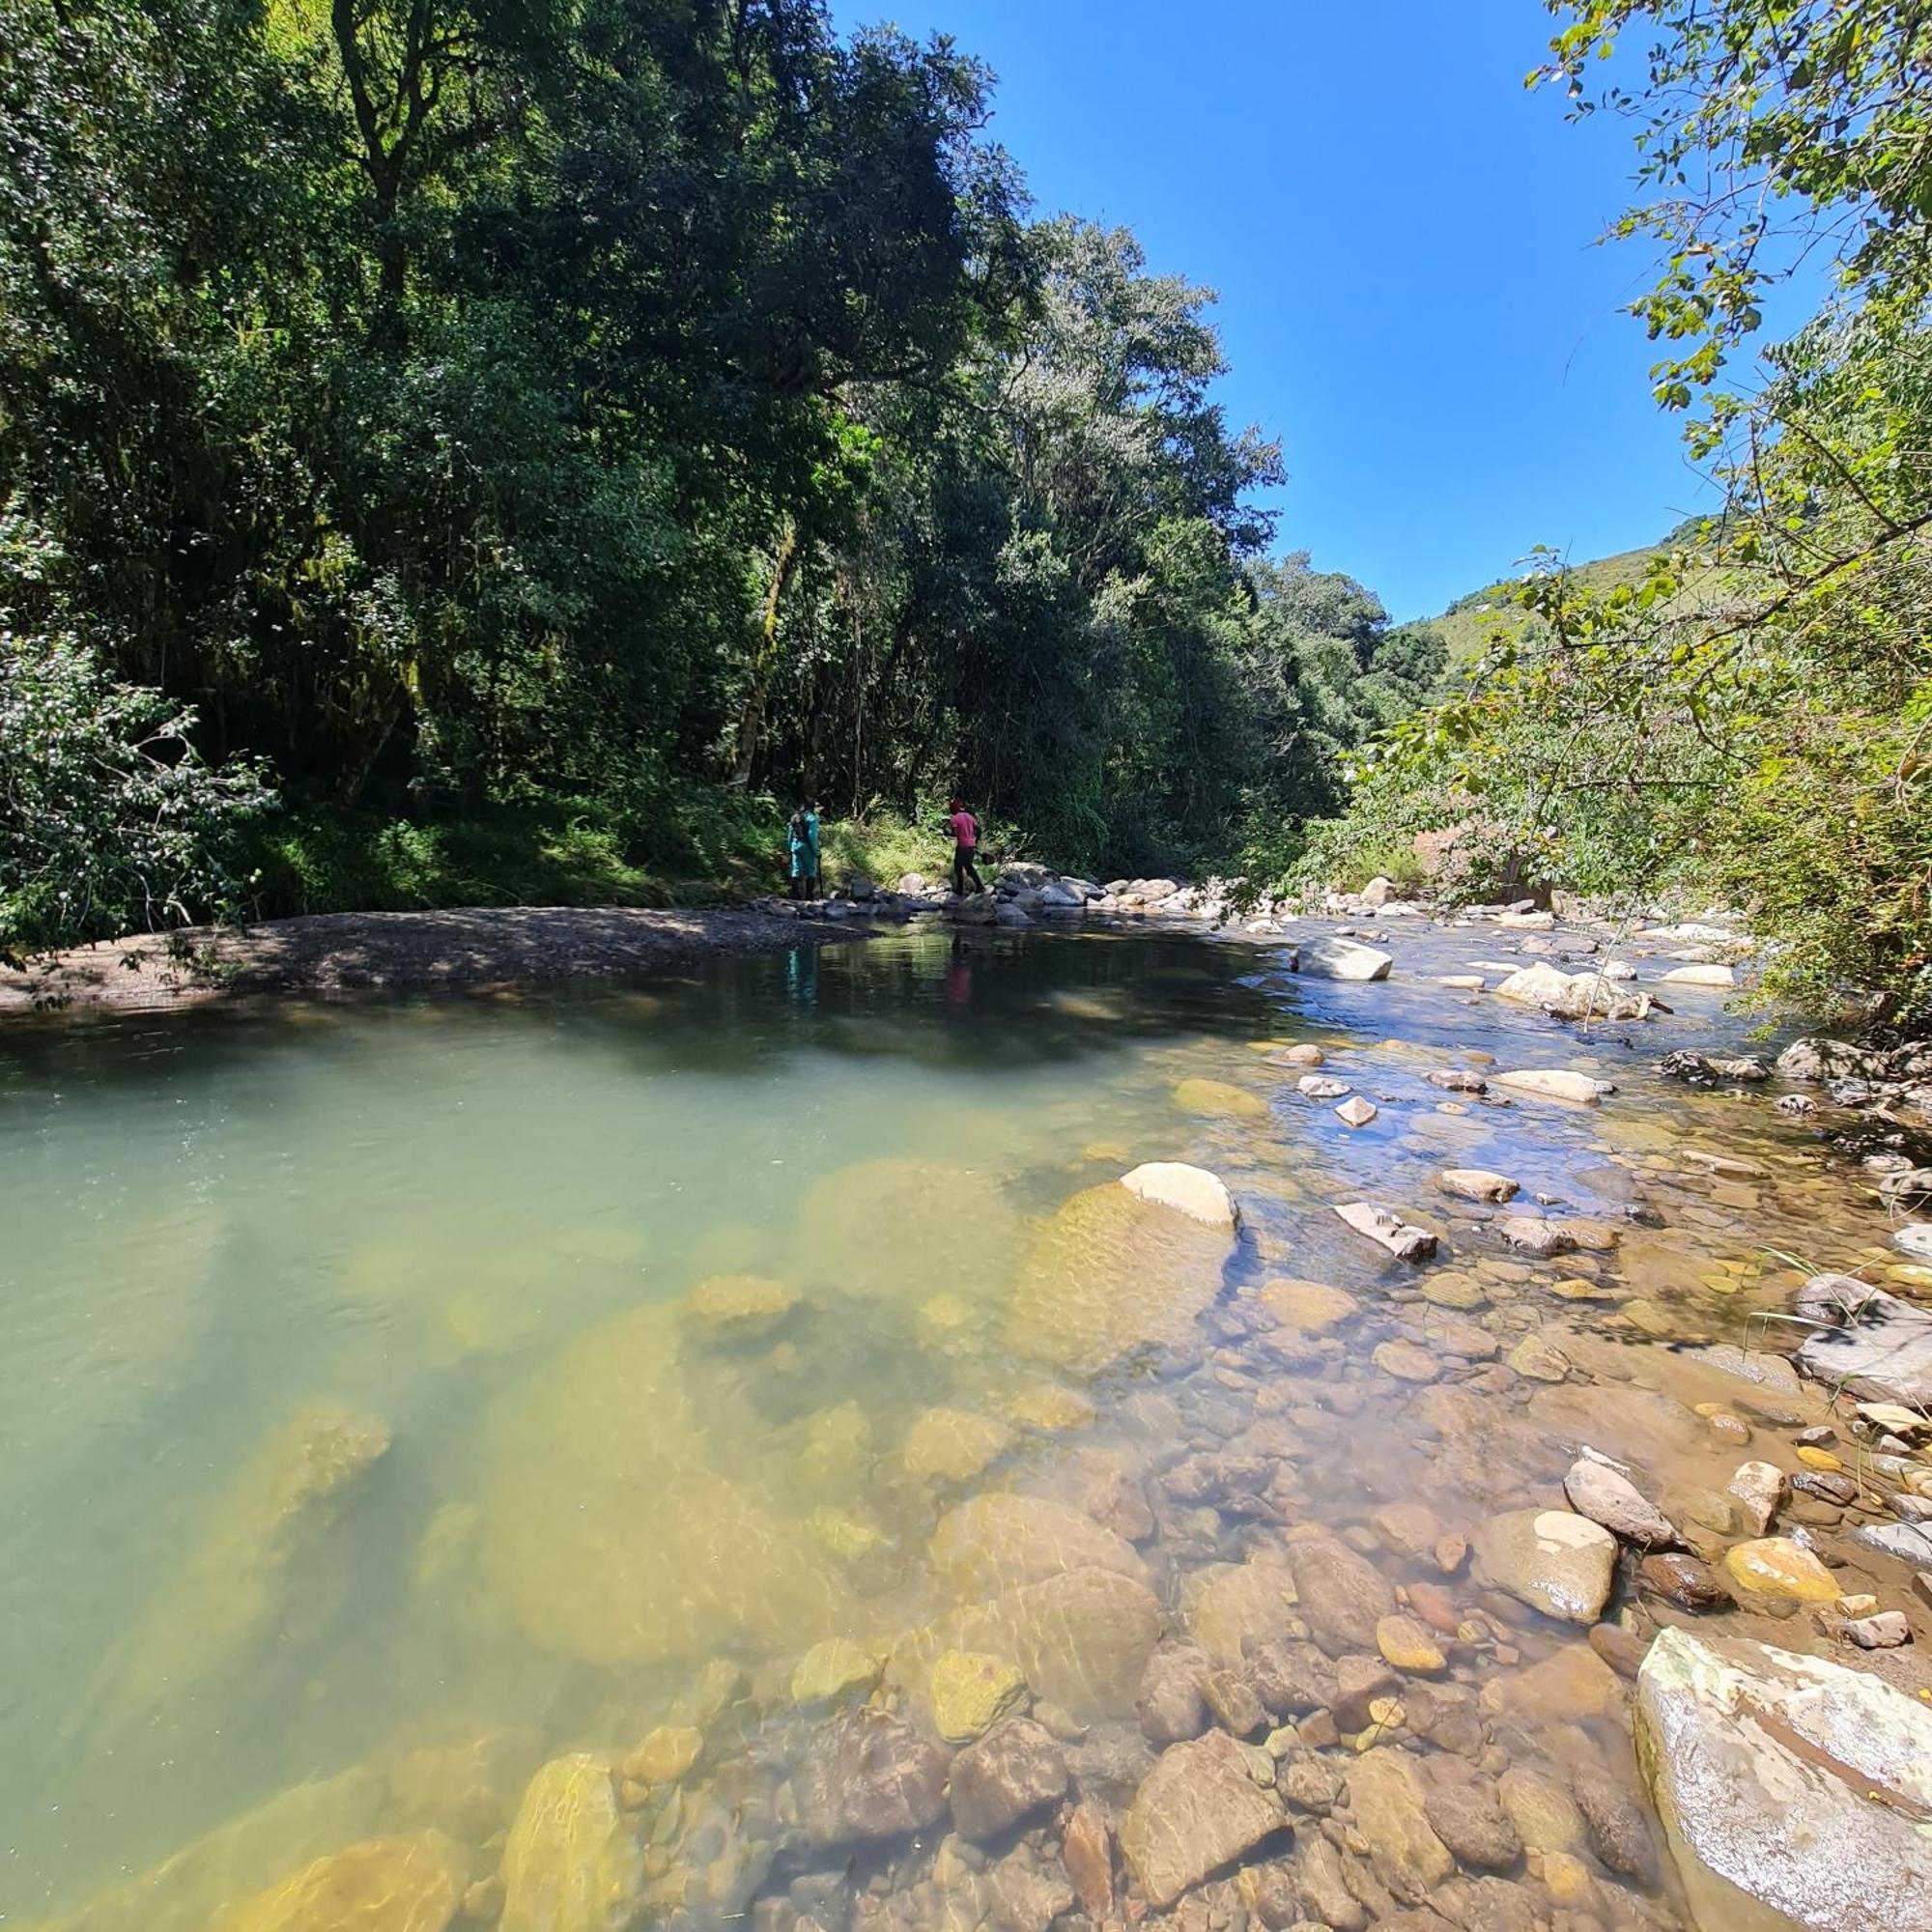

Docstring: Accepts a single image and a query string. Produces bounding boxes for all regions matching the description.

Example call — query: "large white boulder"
[1660,962,1737,988]
[1294,936,1393,981]
[1120,1163,1239,1231]
[1635,1626,1932,1932]
[1493,960,1651,1021]
[1493,1068,1615,1105]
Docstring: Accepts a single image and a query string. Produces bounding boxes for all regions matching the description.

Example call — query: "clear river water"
[0,923,1912,1931]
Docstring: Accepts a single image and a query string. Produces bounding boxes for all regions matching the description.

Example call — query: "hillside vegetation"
[1312,2,1932,1025]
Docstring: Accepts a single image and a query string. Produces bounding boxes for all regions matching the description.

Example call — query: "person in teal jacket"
[787,799,820,899]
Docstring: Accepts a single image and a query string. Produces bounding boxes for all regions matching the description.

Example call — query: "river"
[0,920,1920,1930]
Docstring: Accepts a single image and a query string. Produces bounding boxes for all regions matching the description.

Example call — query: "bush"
[1,626,273,960]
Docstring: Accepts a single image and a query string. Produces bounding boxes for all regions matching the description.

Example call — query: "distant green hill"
[1424,518,1714,662]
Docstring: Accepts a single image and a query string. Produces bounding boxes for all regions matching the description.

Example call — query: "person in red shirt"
[944,796,985,897]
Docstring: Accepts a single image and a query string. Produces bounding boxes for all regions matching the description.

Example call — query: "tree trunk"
[730,516,803,787]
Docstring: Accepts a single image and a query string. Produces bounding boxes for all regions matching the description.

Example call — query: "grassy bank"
[239,800,978,922]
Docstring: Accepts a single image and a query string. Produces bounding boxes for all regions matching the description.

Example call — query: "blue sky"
[835,0,1795,618]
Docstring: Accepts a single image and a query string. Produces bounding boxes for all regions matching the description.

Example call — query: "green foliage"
[245,786,787,918]
[1,623,272,961]
[0,0,1426,950]
[1538,0,1932,430]
[1298,5,1932,1018]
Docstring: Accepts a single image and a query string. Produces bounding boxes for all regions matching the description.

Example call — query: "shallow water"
[0,924,1912,1927]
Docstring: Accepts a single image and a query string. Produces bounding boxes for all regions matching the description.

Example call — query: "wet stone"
[929,1650,1028,1745]
[1346,1748,1454,1901]
[1332,1653,1400,1731]
[499,1755,643,1932]
[795,1715,951,1847]
[1137,1643,1215,1745]
[948,1719,1068,1842]
[1563,1456,1678,1548]
[1243,1637,1339,1719]
[1290,1536,1398,1657]
[1726,1460,1787,1535]
[1496,1766,1584,1856]
[1118,1730,1286,1909]
[1473,1508,1616,1623]
[1421,1756,1521,1870]
[1373,1340,1438,1383]
[1203,1667,1269,1738]
[1723,1536,1840,1605]
[1636,1625,1932,1932]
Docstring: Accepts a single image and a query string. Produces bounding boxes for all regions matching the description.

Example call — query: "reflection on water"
[0,927,1903,1927]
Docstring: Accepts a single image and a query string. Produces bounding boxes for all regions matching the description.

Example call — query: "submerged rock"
[1259,1275,1360,1333]
[1288,1534,1397,1656]
[1173,1076,1271,1121]
[210,1834,464,1932]
[929,1492,1146,1598]
[901,1406,1015,1483]
[498,1756,642,1932]
[100,1401,390,1720]
[1492,1068,1615,1105]
[1183,1556,1300,1665]
[948,1719,1067,1840]
[1347,1748,1455,1900]
[677,1273,799,1343]
[1006,1180,1236,1373]
[795,1714,950,1847]
[889,1565,1166,1722]
[929,1648,1028,1743]
[790,1638,883,1711]
[1118,1731,1285,1908]
[1473,1509,1616,1622]
[792,1155,1020,1302]
[478,1306,851,1665]
[1636,1626,1932,1932]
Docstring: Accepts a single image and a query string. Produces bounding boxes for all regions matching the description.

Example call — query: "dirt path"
[0,905,872,1013]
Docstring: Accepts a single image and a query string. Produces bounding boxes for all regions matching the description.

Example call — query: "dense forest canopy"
[10,0,1923,1025]
[0,0,1437,954]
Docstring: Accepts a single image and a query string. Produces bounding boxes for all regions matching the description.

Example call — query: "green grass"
[1432,543,1681,663]
[242,792,781,919]
[816,813,957,889]
[237,800,993,922]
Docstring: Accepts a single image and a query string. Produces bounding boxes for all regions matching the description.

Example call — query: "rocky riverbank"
[18,900,1932,1932]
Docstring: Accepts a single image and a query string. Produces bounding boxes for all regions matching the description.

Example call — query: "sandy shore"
[0,905,874,1013]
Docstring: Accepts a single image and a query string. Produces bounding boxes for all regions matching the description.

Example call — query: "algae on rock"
[477,1306,853,1665]
[98,1402,390,1723]
[498,1755,642,1932]
[1005,1182,1236,1374]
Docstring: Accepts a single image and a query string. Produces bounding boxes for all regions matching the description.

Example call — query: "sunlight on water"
[0,928,1894,1929]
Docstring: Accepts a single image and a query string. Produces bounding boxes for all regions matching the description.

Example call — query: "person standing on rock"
[787,798,821,900]
[944,796,985,897]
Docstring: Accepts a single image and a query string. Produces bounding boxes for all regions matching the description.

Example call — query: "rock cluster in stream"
[40,898,1932,1932]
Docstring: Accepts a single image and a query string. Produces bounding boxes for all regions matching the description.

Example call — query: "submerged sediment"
[14,908,1932,1932]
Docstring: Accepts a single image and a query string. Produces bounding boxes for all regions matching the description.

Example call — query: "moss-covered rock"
[477,1307,851,1664]
[209,1834,464,1932]
[497,1756,641,1932]
[1005,1183,1235,1374]
[929,1650,1028,1744]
